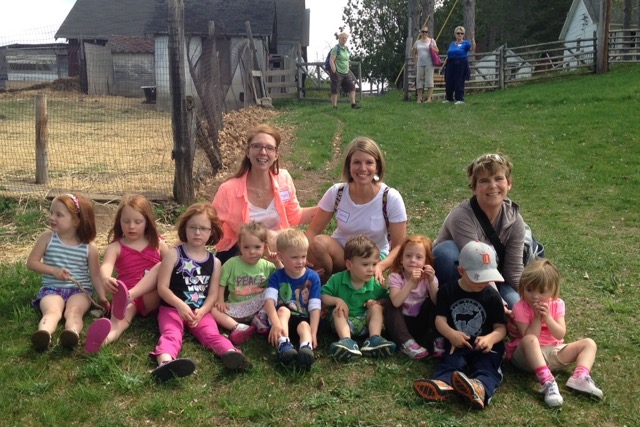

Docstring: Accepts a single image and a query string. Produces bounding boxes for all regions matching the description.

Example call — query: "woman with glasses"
[305,137,407,284]
[412,26,439,103]
[442,26,475,104]
[212,124,316,264]
[433,153,525,309]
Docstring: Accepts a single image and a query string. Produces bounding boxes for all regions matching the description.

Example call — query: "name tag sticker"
[335,209,350,223]
[279,190,291,202]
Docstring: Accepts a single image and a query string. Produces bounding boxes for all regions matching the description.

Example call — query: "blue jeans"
[433,240,520,308]
[433,341,505,405]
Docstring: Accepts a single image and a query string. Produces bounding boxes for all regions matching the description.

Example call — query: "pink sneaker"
[433,337,446,359]
[85,318,111,354]
[401,339,429,359]
[252,311,270,334]
[229,323,256,345]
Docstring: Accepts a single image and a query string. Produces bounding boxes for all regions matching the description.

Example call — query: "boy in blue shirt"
[321,235,396,361]
[264,229,322,370]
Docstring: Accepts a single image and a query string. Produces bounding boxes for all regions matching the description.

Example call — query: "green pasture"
[1,64,639,426]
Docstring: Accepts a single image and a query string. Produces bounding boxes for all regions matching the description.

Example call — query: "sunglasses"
[421,31,428,33]
[456,32,465,35]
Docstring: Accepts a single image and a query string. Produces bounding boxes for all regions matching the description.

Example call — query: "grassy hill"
[1,64,639,426]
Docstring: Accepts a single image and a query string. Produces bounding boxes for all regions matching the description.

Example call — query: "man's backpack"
[324,44,343,73]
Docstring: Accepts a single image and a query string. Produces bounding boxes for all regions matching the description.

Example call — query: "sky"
[0,0,349,62]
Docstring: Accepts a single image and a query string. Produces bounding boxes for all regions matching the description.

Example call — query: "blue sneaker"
[329,337,362,361]
[297,344,315,371]
[277,340,298,365]
[361,335,396,358]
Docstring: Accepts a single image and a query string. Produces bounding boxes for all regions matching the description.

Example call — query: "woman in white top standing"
[412,26,439,103]
[305,137,407,283]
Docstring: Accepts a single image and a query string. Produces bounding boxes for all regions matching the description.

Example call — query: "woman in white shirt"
[305,137,407,283]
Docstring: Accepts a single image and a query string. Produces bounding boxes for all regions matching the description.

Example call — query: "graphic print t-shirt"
[163,245,214,309]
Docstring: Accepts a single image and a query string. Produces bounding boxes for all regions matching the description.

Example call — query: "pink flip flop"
[111,280,130,320]
[85,318,111,354]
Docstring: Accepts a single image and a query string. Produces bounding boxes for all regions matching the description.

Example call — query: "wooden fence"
[266,29,639,101]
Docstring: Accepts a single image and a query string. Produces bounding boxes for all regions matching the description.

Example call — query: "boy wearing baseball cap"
[413,241,507,409]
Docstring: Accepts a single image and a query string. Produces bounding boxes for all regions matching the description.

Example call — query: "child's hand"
[102,276,119,295]
[474,335,494,353]
[364,299,381,309]
[334,299,349,317]
[54,267,71,281]
[268,323,286,347]
[448,331,472,354]
[190,308,206,328]
[311,333,318,349]
[533,302,549,320]
[214,301,228,313]
[177,303,196,324]
[406,269,422,288]
[422,265,435,282]
[99,297,111,315]
[264,245,279,263]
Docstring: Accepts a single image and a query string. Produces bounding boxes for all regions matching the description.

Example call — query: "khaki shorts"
[511,344,570,372]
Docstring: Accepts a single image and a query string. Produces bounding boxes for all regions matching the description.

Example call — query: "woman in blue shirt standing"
[443,26,475,104]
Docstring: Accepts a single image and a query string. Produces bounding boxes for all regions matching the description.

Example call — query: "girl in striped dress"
[27,193,105,351]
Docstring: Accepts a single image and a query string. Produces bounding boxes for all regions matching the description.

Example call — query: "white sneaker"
[454,100,465,105]
[401,339,429,359]
[541,380,563,407]
[442,100,451,104]
[566,375,604,400]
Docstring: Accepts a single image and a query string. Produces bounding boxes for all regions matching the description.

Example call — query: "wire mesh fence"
[1,24,175,200]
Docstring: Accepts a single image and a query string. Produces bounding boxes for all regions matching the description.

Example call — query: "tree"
[342,0,409,86]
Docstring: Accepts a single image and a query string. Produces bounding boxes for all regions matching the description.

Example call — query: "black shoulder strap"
[334,184,345,212]
[469,196,505,273]
[334,184,391,242]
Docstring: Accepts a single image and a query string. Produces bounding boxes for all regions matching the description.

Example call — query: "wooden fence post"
[35,94,49,184]
[597,0,611,74]
[168,0,194,205]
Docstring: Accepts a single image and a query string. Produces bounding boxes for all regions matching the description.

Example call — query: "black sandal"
[151,358,196,382]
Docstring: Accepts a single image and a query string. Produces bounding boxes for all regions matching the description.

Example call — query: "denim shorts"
[32,286,93,310]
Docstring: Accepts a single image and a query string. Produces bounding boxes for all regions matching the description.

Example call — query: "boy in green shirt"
[321,235,396,361]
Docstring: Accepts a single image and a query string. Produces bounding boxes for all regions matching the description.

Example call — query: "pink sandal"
[85,318,111,354]
[111,280,130,320]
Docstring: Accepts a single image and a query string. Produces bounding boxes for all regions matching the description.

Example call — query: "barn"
[0,43,68,90]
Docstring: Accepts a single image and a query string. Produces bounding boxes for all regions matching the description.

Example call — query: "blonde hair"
[466,152,513,189]
[276,228,309,253]
[341,136,386,183]
[518,259,561,299]
[454,26,466,35]
[238,221,269,245]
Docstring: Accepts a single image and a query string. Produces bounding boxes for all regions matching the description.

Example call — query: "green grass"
[2,64,640,426]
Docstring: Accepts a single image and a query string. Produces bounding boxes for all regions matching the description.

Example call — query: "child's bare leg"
[558,338,598,369]
[38,295,65,334]
[104,304,136,345]
[63,293,91,332]
[277,306,290,337]
[156,353,173,365]
[366,304,384,336]
[141,290,161,315]
[129,264,160,300]
[519,334,548,368]
[297,321,311,344]
[332,310,351,339]
[211,307,240,330]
